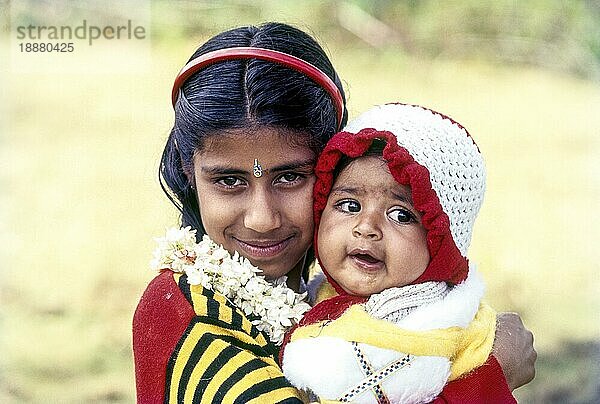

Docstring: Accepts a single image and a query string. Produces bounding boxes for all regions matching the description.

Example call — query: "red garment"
[132,271,195,403]
[134,270,304,404]
[134,273,515,404]
[434,356,516,403]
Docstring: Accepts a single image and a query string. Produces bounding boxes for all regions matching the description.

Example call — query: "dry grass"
[1,39,599,402]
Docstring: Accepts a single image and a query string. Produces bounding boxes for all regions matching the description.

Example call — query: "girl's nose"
[243,188,282,233]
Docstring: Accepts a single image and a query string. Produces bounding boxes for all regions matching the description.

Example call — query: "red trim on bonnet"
[312,129,468,297]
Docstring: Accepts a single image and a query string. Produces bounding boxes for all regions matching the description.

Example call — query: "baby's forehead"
[335,155,388,179]
[331,156,413,202]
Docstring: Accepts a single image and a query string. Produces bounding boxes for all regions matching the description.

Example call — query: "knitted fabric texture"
[365,281,449,323]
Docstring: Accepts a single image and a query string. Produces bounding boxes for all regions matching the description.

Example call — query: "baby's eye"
[215,176,245,188]
[388,208,416,224]
[335,200,361,213]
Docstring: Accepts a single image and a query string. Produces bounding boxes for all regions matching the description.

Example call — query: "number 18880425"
[19,42,74,52]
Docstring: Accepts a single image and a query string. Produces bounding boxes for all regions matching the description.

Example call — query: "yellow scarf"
[289,301,496,381]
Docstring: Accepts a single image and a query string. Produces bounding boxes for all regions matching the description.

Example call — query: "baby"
[281,103,514,403]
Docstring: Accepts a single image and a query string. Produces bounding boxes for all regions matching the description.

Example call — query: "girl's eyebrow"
[200,159,315,176]
[269,159,315,173]
[200,166,246,176]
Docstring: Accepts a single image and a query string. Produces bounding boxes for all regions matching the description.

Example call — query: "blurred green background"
[1,1,599,402]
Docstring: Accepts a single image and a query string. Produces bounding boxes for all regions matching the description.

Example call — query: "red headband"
[171,47,344,130]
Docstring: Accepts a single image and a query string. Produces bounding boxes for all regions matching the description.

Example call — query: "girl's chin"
[251,261,295,280]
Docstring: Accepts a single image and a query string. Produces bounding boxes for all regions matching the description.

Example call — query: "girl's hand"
[493,312,537,390]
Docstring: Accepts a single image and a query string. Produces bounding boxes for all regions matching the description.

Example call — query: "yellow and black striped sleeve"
[164,274,304,404]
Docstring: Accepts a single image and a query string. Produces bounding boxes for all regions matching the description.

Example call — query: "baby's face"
[317,156,430,297]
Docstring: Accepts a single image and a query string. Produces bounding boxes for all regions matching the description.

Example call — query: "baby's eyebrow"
[330,186,365,196]
[331,185,415,206]
[390,189,414,205]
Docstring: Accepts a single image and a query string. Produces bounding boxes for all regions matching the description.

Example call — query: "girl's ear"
[183,165,196,190]
[179,144,196,190]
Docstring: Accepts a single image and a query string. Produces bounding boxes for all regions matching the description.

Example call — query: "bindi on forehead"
[195,133,316,180]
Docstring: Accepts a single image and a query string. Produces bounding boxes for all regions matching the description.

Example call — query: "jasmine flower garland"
[150,227,311,345]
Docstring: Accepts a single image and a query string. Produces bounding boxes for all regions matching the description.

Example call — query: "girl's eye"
[275,172,304,185]
[215,176,245,188]
[388,208,416,224]
[335,200,361,213]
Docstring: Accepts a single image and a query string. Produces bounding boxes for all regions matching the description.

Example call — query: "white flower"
[150,227,311,345]
[245,276,268,295]
[186,266,213,290]
[150,226,198,272]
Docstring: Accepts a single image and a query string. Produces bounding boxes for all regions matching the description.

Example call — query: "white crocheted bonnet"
[313,103,486,286]
[343,103,486,257]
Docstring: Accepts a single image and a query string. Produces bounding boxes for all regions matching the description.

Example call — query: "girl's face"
[193,127,316,289]
[317,156,430,297]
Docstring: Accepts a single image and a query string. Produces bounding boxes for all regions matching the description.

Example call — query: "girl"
[133,22,535,403]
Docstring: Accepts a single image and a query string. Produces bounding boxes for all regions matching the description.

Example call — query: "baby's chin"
[341,284,384,298]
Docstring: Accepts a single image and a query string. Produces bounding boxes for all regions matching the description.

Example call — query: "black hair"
[159,22,348,236]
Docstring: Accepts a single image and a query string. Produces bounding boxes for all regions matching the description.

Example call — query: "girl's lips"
[232,236,293,259]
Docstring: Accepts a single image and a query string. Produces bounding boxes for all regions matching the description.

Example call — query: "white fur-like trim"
[283,336,451,403]
[282,336,365,399]
[361,344,450,404]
